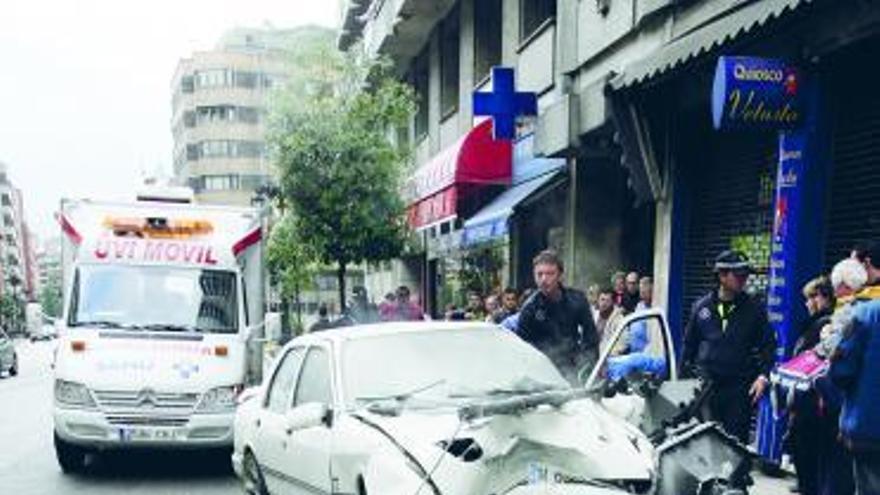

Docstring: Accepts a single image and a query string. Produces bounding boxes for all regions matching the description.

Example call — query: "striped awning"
[610,0,812,90]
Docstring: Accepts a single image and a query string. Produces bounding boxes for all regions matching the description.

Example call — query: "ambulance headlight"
[195,385,241,413]
[55,380,97,409]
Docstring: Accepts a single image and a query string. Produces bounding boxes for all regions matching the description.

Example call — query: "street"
[0,339,239,495]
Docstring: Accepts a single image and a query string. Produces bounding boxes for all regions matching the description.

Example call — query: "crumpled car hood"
[361,398,654,494]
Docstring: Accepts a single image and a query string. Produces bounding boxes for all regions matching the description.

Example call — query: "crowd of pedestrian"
[768,242,880,495]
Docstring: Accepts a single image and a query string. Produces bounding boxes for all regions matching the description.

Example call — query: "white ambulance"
[52,194,266,473]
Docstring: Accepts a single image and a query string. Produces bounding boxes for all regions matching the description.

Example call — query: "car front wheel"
[54,433,87,474]
[9,354,17,376]
[242,450,269,495]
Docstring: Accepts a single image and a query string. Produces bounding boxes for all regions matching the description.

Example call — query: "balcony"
[357,0,457,68]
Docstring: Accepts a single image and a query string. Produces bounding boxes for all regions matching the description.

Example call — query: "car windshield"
[69,264,239,334]
[342,328,569,408]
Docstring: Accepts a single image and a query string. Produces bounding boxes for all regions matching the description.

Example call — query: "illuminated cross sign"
[473,67,537,140]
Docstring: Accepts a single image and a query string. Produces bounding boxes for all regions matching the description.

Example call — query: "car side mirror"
[237,385,264,406]
[285,402,331,433]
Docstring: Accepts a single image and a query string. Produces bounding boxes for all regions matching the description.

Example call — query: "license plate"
[118,427,184,442]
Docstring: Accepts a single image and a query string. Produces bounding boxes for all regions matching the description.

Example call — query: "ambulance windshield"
[69,264,239,334]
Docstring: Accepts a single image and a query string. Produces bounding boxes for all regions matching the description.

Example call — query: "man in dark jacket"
[517,250,599,383]
[681,250,777,447]
[831,242,880,495]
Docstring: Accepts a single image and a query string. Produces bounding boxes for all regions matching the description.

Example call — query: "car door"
[254,345,306,494]
[280,345,335,495]
[585,309,700,435]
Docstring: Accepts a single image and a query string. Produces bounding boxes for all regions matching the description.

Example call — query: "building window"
[440,4,461,118]
[195,69,231,89]
[412,50,429,141]
[234,71,258,89]
[203,174,240,191]
[181,76,194,94]
[520,0,556,42]
[183,111,196,128]
[186,144,200,161]
[474,0,502,83]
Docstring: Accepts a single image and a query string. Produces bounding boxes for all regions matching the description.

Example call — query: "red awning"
[406,119,511,229]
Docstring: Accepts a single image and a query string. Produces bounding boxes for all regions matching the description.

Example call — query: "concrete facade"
[340,0,820,314]
[170,28,290,207]
[0,163,38,310]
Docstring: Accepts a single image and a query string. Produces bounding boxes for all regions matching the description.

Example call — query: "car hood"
[358,397,653,494]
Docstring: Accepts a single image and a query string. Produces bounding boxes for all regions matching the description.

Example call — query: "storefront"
[823,37,880,266]
[462,134,567,289]
[405,119,512,317]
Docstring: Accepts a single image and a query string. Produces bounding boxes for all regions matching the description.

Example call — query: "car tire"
[54,433,86,474]
[9,354,17,377]
[242,450,269,495]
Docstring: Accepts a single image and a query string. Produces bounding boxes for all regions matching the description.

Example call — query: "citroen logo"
[137,388,157,408]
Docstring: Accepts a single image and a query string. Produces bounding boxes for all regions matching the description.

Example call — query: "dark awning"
[610,0,812,90]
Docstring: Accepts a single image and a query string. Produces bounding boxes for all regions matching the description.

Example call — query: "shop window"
[474,0,502,83]
[440,4,461,118]
[520,0,556,42]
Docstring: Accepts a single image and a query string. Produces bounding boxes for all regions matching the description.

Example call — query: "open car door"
[583,309,702,436]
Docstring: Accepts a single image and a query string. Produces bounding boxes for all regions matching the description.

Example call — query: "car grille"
[105,415,190,427]
[93,390,200,412]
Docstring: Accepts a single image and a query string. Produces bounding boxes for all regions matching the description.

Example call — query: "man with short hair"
[465,290,487,321]
[595,287,625,353]
[681,250,776,452]
[622,271,640,314]
[492,287,519,324]
[611,271,626,307]
[831,241,880,495]
[310,304,334,332]
[517,250,599,382]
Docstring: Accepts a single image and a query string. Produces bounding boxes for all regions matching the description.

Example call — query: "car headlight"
[195,385,241,413]
[54,379,97,409]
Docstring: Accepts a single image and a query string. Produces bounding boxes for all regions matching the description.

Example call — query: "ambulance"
[52,192,266,473]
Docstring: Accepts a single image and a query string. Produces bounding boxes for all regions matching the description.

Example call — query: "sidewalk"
[753,470,793,494]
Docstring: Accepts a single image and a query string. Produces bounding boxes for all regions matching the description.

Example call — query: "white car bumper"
[54,407,234,450]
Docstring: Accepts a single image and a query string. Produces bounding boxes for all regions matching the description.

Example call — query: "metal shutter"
[825,74,880,267]
[682,133,778,319]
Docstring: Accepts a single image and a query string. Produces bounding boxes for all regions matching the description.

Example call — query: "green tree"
[40,275,62,318]
[0,293,21,333]
[266,215,315,338]
[271,46,415,312]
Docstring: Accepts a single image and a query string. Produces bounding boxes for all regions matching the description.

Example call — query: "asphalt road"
[0,339,239,495]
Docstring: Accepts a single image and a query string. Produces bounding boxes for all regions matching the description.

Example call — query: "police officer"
[517,250,599,383]
[681,250,776,447]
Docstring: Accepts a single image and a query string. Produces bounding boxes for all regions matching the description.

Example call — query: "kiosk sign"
[712,56,803,130]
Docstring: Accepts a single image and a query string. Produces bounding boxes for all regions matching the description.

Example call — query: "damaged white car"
[232,315,749,495]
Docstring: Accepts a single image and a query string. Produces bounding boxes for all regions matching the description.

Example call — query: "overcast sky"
[0,0,339,242]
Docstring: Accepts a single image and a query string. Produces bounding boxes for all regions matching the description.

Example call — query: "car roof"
[288,321,499,347]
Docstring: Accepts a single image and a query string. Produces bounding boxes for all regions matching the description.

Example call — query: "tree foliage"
[39,276,62,318]
[270,43,415,310]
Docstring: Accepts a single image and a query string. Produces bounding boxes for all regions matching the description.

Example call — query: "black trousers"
[854,451,880,495]
[708,379,752,444]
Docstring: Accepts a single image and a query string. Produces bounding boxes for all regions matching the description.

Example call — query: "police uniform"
[680,251,777,444]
